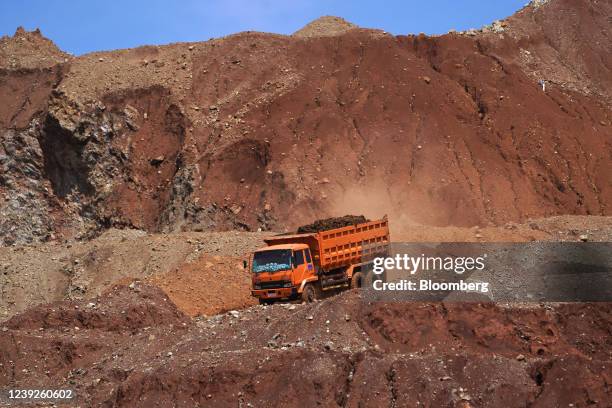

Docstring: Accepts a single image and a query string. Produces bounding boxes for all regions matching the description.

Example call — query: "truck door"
[292,250,307,284]
[304,248,315,277]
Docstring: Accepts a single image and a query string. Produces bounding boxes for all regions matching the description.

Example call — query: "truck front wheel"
[302,283,317,303]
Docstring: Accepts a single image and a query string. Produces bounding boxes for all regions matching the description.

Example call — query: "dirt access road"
[2,215,610,320]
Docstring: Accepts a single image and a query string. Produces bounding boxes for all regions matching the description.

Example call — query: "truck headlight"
[254,284,262,290]
[283,282,292,288]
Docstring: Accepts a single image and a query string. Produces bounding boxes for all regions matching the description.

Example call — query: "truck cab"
[249,244,316,304]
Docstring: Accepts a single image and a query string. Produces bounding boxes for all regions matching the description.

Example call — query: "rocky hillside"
[0,0,610,245]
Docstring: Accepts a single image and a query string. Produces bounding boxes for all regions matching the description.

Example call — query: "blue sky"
[0,0,527,55]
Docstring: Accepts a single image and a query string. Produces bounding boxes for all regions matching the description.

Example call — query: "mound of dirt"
[293,16,358,38]
[5,283,188,332]
[296,215,369,233]
[147,253,257,316]
[1,289,609,407]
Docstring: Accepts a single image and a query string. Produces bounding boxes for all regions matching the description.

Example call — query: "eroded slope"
[0,0,610,245]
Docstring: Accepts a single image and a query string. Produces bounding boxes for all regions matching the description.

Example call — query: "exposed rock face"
[530,0,552,8]
[0,0,610,245]
[0,64,67,245]
[0,123,54,245]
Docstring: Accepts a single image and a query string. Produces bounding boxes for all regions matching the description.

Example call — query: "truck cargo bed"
[264,217,390,272]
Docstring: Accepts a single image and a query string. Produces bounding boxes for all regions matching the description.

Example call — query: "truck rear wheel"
[302,283,317,303]
[350,272,364,289]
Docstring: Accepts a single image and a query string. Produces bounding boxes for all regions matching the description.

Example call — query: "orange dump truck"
[248,217,390,303]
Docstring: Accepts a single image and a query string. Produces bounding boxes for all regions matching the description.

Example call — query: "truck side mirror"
[243,260,248,269]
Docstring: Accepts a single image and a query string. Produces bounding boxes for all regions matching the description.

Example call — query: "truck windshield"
[252,250,292,273]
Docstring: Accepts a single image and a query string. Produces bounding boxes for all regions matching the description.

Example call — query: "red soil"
[1,287,609,407]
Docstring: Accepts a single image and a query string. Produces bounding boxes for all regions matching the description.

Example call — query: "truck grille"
[260,280,290,289]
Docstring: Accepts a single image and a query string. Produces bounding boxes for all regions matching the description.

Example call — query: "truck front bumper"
[251,287,298,299]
